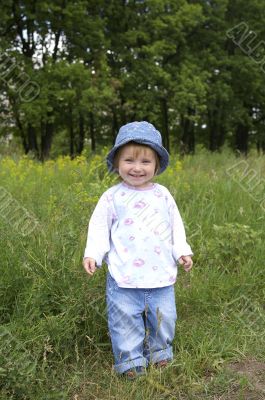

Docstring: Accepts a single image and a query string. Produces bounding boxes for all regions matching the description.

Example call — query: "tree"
[1,0,265,157]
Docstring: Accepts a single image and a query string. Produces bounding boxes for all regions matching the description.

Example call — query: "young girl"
[83,121,193,379]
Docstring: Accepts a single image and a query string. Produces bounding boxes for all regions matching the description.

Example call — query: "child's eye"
[143,160,151,164]
[124,159,133,162]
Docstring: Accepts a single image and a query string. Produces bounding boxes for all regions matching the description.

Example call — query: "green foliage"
[207,223,262,271]
[0,327,38,399]
[1,0,265,157]
[0,151,264,399]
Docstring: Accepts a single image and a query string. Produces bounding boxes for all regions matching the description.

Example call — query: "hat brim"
[106,138,169,175]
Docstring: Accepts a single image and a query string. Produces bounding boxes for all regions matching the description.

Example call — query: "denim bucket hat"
[106,121,169,174]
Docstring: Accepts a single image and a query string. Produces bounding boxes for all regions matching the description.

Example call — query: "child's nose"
[132,162,141,170]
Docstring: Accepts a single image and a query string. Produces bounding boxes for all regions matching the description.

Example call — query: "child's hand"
[83,257,97,276]
[178,255,193,272]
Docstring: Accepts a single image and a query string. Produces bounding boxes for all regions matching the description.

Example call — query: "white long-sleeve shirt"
[84,182,193,288]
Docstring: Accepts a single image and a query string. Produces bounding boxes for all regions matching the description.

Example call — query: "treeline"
[0,0,265,160]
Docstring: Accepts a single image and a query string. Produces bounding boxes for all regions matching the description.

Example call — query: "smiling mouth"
[129,174,144,178]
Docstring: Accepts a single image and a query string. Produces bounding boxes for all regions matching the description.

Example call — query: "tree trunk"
[257,140,265,154]
[16,114,28,153]
[209,119,218,151]
[208,105,226,151]
[9,94,28,153]
[235,122,249,155]
[180,110,195,155]
[41,113,54,161]
[256,133,265,154]
[160,98,170,152]
[217,125,226,149]
[27,123,39,156]
[69,106,74,158]
[77,112,84,154]
[89,112,96,151]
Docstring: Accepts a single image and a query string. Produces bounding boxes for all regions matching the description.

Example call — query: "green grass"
[0,150,264,399]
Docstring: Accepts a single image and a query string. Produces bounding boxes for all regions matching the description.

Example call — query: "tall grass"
[0,150,264,399]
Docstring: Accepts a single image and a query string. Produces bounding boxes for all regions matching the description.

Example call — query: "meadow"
[0,149,264,400]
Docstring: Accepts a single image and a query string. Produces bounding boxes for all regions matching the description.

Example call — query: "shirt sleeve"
[168,192,193,262]
[83,191,113,266]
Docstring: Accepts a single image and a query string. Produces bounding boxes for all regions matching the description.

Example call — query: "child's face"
[117,144,157,188]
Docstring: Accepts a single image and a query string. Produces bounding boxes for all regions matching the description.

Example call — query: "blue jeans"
[106,272,177,374]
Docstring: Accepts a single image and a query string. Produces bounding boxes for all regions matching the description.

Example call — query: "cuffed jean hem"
[114,357,148,374]
[147,347,173,364]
